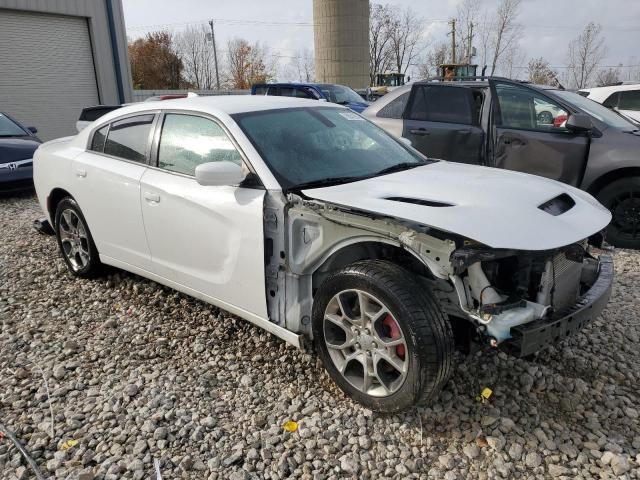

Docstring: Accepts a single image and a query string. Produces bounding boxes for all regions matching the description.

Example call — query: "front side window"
[266,87,279,96]
[234,107,431,190]
[158,114,242,176]
[406,86,475,125]
[377,92,410,119]
[619,90,640,111]
[495,84,568,132]
[553,90,637,130]
[0,113,27,136]
[104,114,155,163]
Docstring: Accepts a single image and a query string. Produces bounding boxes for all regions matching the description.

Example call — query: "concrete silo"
[313,0,370,89]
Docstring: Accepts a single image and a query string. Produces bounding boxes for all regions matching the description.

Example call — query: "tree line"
[128,1,637,91]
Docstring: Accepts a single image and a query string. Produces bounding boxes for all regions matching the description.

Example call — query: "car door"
[72,113,157,271]
[489,80,589,186]
[139,112,267,317]
[402,84,484,164]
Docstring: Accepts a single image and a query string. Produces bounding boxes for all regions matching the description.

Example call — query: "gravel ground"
[1,193,639,480]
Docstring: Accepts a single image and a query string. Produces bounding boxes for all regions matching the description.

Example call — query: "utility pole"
[449,19,456,64]
[467,22,474,64]
[208,19,220,90]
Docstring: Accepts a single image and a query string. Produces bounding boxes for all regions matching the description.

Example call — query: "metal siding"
[0,9,100,140]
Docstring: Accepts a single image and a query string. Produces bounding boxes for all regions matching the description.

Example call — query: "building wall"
[313,0,370,89]
[0,0,132,104]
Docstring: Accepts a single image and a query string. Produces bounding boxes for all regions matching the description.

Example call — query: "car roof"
[99,95,330,119]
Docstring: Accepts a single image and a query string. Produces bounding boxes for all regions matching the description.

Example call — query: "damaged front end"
[449,243,614,357]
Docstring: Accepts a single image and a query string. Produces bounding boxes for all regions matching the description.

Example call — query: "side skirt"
[100,255,303,348]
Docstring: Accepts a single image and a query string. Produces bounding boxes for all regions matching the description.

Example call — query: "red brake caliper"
[382,314,405,359]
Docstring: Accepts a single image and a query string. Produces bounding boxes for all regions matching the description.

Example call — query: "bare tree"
[566,22,607,89]
[527,57,560,86]
[175,24,217,89]
[387,7,424,75]
[418,42,449,79]
[488,0,522,75]
[500,43,524,79]
[226,38,273,89]
[455,0,481,64]
[369,3,393,84]
[596,67,620,86]
[291,48,315,82]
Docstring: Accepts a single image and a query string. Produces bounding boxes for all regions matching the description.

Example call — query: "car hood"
[0,137,41,164]
[302,162,612,251]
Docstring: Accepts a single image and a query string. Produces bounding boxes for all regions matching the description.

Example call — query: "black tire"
[312,260,454,412]
[54,197,102,277]
[596,177,640,249]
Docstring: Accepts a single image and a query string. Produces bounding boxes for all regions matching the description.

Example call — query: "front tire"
[596,177,640,249]
[54,197,102,277]
[312,260,454,412]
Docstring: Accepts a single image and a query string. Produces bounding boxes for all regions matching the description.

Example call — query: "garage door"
[0,10,100,141]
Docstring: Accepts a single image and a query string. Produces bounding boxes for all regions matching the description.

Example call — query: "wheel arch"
[47,188,75,226]
[586,167,640,196]
[310,239,435,292]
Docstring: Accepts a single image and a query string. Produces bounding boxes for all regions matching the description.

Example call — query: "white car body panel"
[303,162,611,251]
[139,168,268,318]
[72,151,152,271]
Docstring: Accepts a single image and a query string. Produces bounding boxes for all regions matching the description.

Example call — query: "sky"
[122,0,640,82]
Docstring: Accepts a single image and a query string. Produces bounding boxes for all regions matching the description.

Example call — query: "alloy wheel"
[611,192,640,240]
[323,289,408,397]
[58,209,91,271]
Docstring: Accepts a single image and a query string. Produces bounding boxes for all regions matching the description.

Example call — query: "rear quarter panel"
[33,137,85,223]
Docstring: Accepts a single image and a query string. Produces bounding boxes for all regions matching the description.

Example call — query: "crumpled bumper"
[502,255,614,357]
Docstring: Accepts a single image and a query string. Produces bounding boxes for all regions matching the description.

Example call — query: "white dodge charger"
[34,96,613,412]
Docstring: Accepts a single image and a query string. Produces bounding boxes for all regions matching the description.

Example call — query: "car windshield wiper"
[293,175,367,190]
[374,162,426,176]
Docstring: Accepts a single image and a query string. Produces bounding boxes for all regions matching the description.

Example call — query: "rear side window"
[104,114,155,163]
[602,92,620,108]
[253,86,267,95]
[90,125,108,152]
[619,90,640,110]
[407,86,475,125]
[266,87,279,96]
[280,87,295,97]
[158,114,243,176]
[377,92,410,119]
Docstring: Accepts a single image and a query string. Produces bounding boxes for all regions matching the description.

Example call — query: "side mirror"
[28,126,38,134]
[398,137,412,147]
[195,161,246,186]
[565,113,593,133]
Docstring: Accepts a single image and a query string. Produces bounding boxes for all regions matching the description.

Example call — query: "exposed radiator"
[536,253,583,310]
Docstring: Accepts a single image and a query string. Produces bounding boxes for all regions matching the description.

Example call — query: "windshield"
[553,90,637,130]
[233,107,431,190]
[0,113,27,136]
[317,85,365,105]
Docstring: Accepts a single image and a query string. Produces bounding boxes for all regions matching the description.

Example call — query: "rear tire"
[54,197,102,277]
[596,177,640,249]
[312,260,454,412]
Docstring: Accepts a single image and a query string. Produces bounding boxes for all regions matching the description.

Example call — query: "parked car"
[363,78,640,248]
[0,112,41,192]
[34,96,612,412]
[251,83,370,112]
[578,83,640,123]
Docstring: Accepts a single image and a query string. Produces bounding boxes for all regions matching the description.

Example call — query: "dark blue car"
[251,83,370,113]
[0,112,41,192]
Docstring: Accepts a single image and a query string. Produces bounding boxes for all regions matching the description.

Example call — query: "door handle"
[144,192,160,203]
[76,169,87,178]
[409,128,430,136]
[503,138,512,145]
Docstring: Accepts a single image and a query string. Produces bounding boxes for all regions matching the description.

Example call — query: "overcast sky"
[122,0,640,81]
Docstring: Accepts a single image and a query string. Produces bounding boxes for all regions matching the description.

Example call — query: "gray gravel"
[1,194,639,480]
